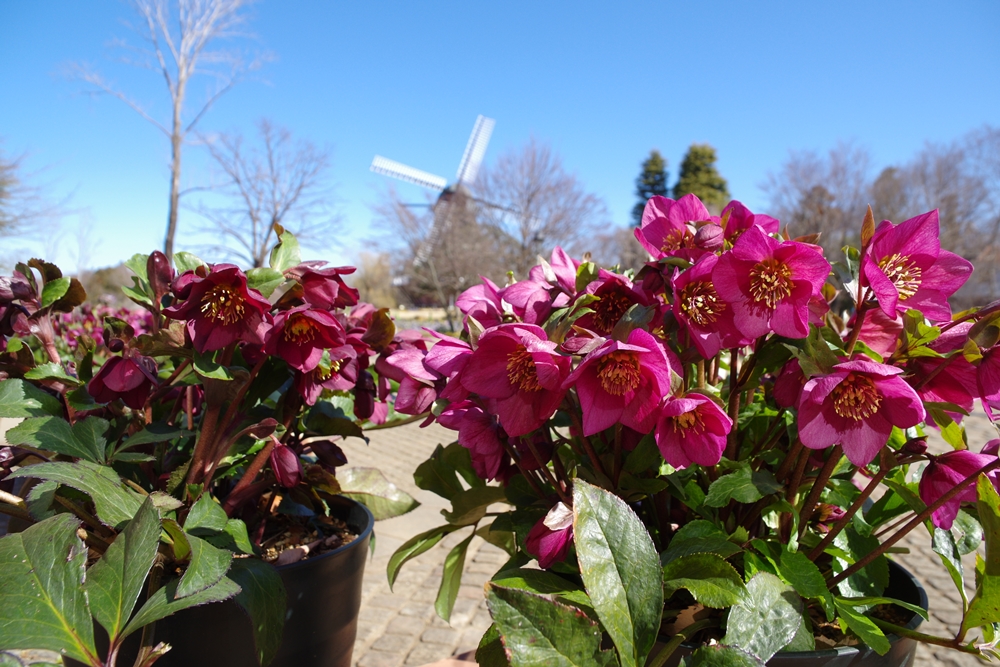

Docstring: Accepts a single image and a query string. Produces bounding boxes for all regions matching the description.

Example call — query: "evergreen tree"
[673,143,730,212]
[631,150,669,226]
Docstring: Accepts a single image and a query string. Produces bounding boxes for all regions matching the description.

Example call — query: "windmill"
[371,116,496,323]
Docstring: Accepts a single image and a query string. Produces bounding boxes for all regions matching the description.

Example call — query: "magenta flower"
[713,225,831,339]
[87,354,159,410]
[919,443,1000,529]
[852,307,904,358]
[861,210,973,321]
[164,264,272,353]
[672,254,749,359]
[288,263,360,310]
[294,345,359,405]
[908,322,977,425]
[456,277,505,328]
[437,400,512,482]
[460,324,570,437]
[798,359,925,466]
[383,346,442,415]
[772,359,806,409]
[720,200,779,243]
[526,502,574,569]
[655,394,732,469]
[423,332,472,402]
[634,194,718,261]
[565,328,674,436]
[265,305,346,372]
[528,246,580,295]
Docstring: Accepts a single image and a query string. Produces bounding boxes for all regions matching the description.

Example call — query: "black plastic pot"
[148,499,373,667]
[653,560,928,667]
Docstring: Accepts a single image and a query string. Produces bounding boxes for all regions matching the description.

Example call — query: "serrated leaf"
[573,480,661,667]
[0,514,97,664]
[203,519,256,555]
[836,596,927,620]
[183,494,228,535]
[338,467,419,520]
[723,572,803,662]
[486,584,617,667]
[228,558,286,667]
[23,362,80,386]
[118,423,194,450]
[0,379,62,418]
[85,497,161,643]
[476,624,510,667]
[662,520,742,562]
[9,460,143,528]
[834,599,891,655]
[435,533,473,622]
[40,277,70,308]
[682,645,764,667]
[5,416,103,463]
[387,525,456,590]
[663,553,746,608]
[704,464,772,507]
[245,267,285,298]
[963,475,1000,634]
[443,486,508,526]
[122,575,240,639]
[776,548,834,618]
[176,533,232,599]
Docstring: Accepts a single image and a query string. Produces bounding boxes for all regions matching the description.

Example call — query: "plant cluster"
[386,194,1000,666]
[0,228,416,667]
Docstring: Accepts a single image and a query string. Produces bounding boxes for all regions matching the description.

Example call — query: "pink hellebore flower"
[720,200,779,243]
[456,277,505,329]
[772,359,806,409]
[265,305,346,373]
[861,210,973,322]
[383,346,442,415]
[909,322,977,425]
[526,502,574,569]
[437,401,511,482]
[164,264,272,353]
[798,359,925,467]
[460,324,570,437]
[423,332,472,402]
[672,254,749,359]
[919,443,1000,529]
[655,394,732,469]
[574,272,652,336]
[634,194,718,262]
[88,354,159,410]
[714,225,831,340]
[852,307,904,358]
[565,328,674,436]
[289,263,360,310]
[527,246,580,295]
[293,345,358,405]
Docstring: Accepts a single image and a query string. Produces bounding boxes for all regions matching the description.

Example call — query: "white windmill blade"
[371,155,447,191]
[455,115,495,186]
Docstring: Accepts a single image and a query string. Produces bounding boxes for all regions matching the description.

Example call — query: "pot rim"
[272,497,375,572]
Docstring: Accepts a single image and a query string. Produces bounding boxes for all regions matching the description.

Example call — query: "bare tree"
[196,119,338,267]
[0,146,67,238]
[74,0,260,261]
[473,138,610,278]
[353,252,397,309]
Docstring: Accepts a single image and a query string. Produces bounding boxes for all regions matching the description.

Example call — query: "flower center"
[671,410,706,436]
[199,284,246,325]
[284,314,320,344]
[679,280,725,326]
[661,228,694,254]
[831,373,881,420]
[593,292,633,333]
[507,345,542,392]
[597,351,642,396]
[878,253,922,299]
[748,258,793,309]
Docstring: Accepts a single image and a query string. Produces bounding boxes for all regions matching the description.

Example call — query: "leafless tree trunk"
[196,119,338,267]
[74,0,259,261]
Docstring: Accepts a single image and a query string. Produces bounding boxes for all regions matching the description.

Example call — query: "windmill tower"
[371,116,496,323]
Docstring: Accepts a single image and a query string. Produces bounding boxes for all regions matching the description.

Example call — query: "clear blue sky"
[1,1,998,271]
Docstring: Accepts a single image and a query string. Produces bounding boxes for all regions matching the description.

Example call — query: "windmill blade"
[371,155,447,191]
[455,115,495,186]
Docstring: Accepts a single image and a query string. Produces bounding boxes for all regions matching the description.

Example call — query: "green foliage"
[337,467,420,520]
[631,149,668,226]
[228,559,287,667]
[672,143,730,211]
[723,572,803,662]
[662,553,746,608]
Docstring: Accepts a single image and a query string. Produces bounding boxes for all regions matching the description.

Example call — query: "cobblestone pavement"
[351,413,1000,667]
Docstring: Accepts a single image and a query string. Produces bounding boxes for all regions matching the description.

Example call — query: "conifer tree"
[673,144,730,212]
[631,150,669,226]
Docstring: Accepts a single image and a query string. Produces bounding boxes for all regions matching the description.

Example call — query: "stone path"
[351,415,1000,667]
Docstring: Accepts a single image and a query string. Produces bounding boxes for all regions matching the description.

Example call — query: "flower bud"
[107,339,125,353]
[694,223,724,250]
[354,370,376,420]
[269,443,302,488]
[902,437,928,456]
[247,418,279,439]
[146,251,174,304]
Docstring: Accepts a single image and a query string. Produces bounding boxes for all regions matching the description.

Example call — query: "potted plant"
[385,196,1000,666]
[0,227,418,667]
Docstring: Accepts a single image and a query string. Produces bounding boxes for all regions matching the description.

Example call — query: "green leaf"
[832,527,888,599]
[118,423,194,450]
[476,624,510,667]
[662,553,746,608]
[228,558,286,667]
[703,464,778,508]
[782,613,816,652]
[573,479,662,667]
[836,596,927,621]
[0,379,63,418]
[25,479,58,521]
[246,267,285,298]
[124,253,150,281]
[337,467,419,520]
[0,514,97,664]
[176,533,233,598]
[963,474,1000,634]
[5,416,105,463]
[723,572,803,663]
[183,494,229,535]
[486,584,617,667]
[193,351,235,381]
[776,548,834,618]
[387,525,456,590]
[84,497,161,643]
[9,460,143,528]
[173,251,207,273]
[932,527,968,609]
[122,576,240,639]
[435,533,473,622]
[491,568,592,614]
[414,443,467,500]
[162,519,191,561]
[40,277,71,308]
[268,228,301,272]
[204,519,256,555]
[834,599,891,655]
[682,646,764,667]
[24,362,81,386]
[443,486,508,526]
[662,520,741,562]
[305,401,366,440]
[71,417,111,463]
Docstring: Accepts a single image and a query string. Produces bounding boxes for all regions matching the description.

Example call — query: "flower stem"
[845,300,870,357]
[223,435,278,516]
[501,438,548,499]
[725,349,741,460]
[808,465,889,559]
[798,445,843,535]
[869,618,981,655]
[829,458,1000,588]
[524,436,571,505]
